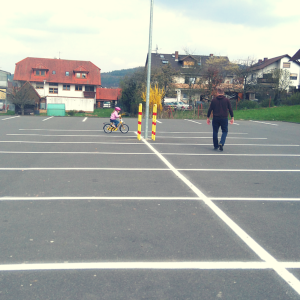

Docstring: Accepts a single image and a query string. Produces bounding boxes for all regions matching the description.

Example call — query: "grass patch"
[73,108,114,118]
[233,105,300,123]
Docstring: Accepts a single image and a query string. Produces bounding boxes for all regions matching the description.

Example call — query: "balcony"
[257,78,276,84]
[83,91,96,98]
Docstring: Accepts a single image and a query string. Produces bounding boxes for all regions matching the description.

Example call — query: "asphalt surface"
[0,115,299,300]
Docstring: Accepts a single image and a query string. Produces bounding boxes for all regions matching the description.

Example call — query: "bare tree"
[7,82,38,115]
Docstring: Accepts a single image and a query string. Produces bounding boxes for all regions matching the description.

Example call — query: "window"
[52,71,56,74]
[162,60,169,64]
[36,83,44,89]
[63,85,70,90]
[283,62,290,68]
[35,70,46,76]
[182,61,195,68]
[49,83,58,86]
[75,85,82,91]
[290,73,298,80]
[160,55,164,58]
[40,103,46,109]
[76,73,87,79]
[65,71,70,76]
[49,88,58,94]
[189,78,195,84]
[85,86,94,92]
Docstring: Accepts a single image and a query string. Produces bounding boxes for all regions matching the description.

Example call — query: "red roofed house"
[13,57,101,112]
[96,88,122,108]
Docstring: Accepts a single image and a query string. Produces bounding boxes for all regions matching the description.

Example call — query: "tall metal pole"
[145,0,154,139]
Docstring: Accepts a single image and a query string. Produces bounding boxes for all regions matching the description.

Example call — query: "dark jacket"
[207,95,234,119]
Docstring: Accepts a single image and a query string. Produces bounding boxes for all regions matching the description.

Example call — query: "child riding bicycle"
[110,107,121,128]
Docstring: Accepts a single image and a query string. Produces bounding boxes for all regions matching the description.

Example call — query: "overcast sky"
[1,0,300,74]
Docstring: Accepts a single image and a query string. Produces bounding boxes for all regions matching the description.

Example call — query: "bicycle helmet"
[115,107,121,111]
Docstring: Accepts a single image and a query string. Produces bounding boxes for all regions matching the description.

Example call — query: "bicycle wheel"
[103,124,113,133]
[120,123,129,133]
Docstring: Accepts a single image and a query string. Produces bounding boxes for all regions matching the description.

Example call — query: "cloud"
[0,0,299,74]
[156,0,299,27]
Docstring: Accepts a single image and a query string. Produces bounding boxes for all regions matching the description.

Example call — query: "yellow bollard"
[137,103,142,140]
[151,104,157,141]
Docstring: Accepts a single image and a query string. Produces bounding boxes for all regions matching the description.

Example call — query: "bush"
[67,110,77,116]
[281,93,300,106]
[260,99,274,107]
[237,100,259,110]
[78,110,85,114]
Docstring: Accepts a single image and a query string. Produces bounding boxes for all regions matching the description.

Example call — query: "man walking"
[206,88,234,151]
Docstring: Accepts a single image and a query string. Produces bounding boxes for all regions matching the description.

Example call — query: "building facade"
[13,58,101,112]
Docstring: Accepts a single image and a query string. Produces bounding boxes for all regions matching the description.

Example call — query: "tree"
[232,57,265,100]
[141,84,164,117]
[200,56,238,100]
[119,68,146,116]
[269,68,291,105]
[151,63,179,99]
[7,81,39,115]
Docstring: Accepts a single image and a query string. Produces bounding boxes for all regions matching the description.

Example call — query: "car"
[103,101,111,108]
[175,102,189,110]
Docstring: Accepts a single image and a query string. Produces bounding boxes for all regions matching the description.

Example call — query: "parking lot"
[0,115,300,299]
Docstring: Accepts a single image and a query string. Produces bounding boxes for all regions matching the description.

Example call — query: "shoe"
[214,147,218,150]
[219,143,223,151]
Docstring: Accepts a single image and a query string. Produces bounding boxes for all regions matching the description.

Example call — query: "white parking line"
[0,141,298,146]
[211,197,300,201]
[138,134,300,295]
[250,120,278,126]
[156,120,162,124]
[1,196,299,202]
[7,134,266,140]
[82,117,87,122]
[0,261,300,272]
[42,116,54,122]
[185,119,202,125]
[1,116,20,121]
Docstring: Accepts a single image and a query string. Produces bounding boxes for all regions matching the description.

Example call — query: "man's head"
[216,88,224,96]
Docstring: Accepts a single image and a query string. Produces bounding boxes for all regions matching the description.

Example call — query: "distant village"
[0,48,299,114]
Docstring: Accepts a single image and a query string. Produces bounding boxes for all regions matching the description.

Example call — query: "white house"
[13,57,101,112]
[251,55,300,91]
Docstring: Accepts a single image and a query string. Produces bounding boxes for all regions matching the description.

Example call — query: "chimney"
[175,51,178,61]
[264,57,268,61]
[210,54,214,57]
[258,59,262,64]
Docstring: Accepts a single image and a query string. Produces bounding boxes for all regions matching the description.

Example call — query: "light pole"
[144,0,154,139]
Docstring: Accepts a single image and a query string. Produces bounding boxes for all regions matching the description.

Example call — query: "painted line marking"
[7,134,266,140]
[82,117,87,122]
[1,261,300,272]
[137,133,300,295]
[0,141,298,147]
[0,168,170,171]
[184,119,202,125]
[156,120,162,124]
[1,168,300,172]
[1,196,299,202]
[1,116,20,121]
[42,116,54,122]
[19,129,248,134]
[0,141,143,145]
[250,120,278,126]
[0,196,200,201]
[211,198,300,201]
[1,151,300,157]
[179,169,300,172]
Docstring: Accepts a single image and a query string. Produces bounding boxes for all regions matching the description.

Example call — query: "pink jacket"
[110,111,120,120]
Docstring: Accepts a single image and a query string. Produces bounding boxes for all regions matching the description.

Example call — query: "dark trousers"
[212,117,228,148]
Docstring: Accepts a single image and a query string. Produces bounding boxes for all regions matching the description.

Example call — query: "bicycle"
[103,115,129,134]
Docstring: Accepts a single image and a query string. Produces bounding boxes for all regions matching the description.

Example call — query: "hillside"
[101,67,143,88]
